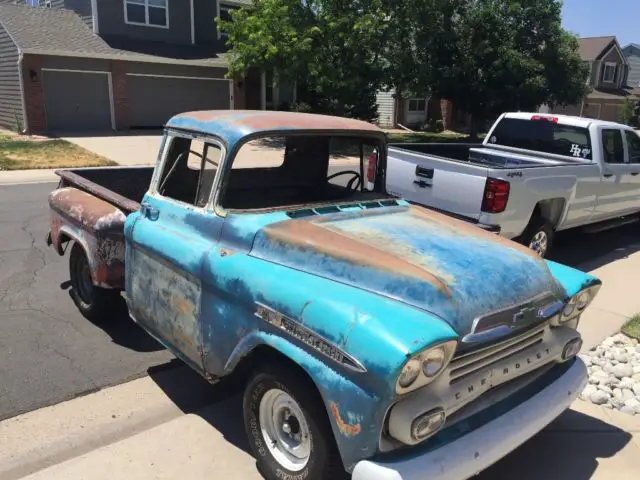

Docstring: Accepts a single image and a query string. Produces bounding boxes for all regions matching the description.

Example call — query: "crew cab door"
[125,131,224,368]
[592,127,638,220]
[622,129,640,212]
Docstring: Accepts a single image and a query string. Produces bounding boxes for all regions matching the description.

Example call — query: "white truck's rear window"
[488,118,592,160]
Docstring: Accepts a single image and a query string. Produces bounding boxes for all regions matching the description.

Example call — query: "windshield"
[220,134,388,211]
[488,117,593,160]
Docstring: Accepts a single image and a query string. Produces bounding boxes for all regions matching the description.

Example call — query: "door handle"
[603,173,614,178]
[631,172,640,176]
[413,180,432,189]
[140,203,159,221]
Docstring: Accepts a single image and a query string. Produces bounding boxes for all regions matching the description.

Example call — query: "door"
[42,70,113,131]
[126,132,224,368]
[127,74,232,127]
[592,128,637,220]
[623,129,640,212]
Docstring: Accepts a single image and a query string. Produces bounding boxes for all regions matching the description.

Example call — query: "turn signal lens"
[411,409,446,442]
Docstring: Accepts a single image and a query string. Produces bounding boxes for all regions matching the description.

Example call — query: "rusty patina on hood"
[250,205,564,336]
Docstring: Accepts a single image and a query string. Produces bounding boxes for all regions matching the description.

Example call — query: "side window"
[157,136,222,207]
[601,129,625,164]
[625,131,640,164]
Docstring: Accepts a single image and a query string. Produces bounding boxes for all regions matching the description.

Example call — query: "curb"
[0,169,58,186]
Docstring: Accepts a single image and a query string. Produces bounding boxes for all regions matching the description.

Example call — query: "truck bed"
[56,166,154,214]
[389,143,592,169]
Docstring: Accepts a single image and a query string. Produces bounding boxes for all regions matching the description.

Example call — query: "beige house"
[545,36,640,122]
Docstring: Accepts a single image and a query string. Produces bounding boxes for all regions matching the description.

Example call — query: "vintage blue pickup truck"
[47,110,600,480]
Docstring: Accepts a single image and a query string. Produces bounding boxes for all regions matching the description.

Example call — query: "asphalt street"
[1,180,639,423]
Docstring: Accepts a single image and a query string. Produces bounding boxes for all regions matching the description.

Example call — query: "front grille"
[448,325,546,384]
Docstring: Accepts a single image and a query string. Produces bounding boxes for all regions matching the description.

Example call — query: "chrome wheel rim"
[259,388,311,471]
[529,231,548,257]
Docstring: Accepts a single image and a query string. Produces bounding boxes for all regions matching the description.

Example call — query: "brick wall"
[22,55,46,134]
[111,60,129,130]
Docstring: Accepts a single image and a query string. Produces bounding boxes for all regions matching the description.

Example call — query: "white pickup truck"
[384,112,640,257]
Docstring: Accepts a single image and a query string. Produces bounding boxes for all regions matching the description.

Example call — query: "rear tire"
[69,243,121,321]
[243,363,346,480]
[520,217,554,258]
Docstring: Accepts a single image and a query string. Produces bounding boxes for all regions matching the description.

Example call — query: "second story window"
[125,0,169,28]
[603,62,617,83]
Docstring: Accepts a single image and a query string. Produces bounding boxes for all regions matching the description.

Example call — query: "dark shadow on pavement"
[549,222,640,271]
[148,359,251,455]
[476,407,632,479]
[61,284,164,353]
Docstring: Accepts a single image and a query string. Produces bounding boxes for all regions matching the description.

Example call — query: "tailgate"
[386,148,489,220]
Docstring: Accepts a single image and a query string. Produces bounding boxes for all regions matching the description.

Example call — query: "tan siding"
[0,21,22,131]
[376,88,396,128]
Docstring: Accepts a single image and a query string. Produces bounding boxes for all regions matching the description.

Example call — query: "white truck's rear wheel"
[520,217,554,258]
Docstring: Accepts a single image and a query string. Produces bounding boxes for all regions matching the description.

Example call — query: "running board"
[583,215,639,234]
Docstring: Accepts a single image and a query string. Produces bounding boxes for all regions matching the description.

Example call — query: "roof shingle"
[578,36,616,60]
[0,4,228,67]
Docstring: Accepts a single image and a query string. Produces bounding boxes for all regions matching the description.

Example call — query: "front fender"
[229,330,389,472]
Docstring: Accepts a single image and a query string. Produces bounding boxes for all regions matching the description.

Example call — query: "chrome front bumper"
[352,358,587,480]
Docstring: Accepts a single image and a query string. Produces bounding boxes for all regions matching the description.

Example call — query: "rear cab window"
[488,117,593,160]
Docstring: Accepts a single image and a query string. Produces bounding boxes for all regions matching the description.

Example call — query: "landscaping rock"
[580,332,640,415]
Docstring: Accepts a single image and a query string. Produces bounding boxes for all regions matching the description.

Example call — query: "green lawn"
[0,135,116,170]
[622,315,640,341]
[387,131,484,144]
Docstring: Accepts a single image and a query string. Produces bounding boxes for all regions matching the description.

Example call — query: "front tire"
[520,217,554,258]
[69,242,121,321]
[243,364,345,480]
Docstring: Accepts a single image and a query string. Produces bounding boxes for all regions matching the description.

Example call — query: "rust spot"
[329,402,362,437]
[408,206,543,261]
[49,188,126,233]
[172,110,382,133]
[263,219,452,297]
[219,248,236,257]
[171,296,194,316]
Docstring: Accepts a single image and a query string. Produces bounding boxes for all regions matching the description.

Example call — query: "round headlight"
[576,291,591,310]
[422,347,445,377]
[398,359,421,388]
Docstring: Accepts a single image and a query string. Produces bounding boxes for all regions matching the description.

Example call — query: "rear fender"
[49,188,126,289]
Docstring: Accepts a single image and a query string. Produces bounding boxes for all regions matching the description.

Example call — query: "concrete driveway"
[57,131,163,166]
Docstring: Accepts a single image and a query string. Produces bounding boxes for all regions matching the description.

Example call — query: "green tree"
[619,97,637,125]
[217,0,386,120]
[393,0,589,135]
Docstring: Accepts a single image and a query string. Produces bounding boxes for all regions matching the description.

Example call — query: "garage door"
[127,75,231,128]
[42,70,113,131]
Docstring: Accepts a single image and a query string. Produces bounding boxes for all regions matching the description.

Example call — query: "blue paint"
[119,114,602,472]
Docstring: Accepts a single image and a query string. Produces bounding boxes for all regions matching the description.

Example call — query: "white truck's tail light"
[367,152,377,183]
[481,178,510,214]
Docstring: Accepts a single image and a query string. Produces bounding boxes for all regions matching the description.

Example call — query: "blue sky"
[562,0,638,47]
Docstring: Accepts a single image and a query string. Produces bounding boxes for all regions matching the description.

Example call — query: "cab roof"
[165,110,383,139]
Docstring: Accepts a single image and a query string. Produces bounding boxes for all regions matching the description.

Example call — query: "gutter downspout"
[17,51,28,134]
[190,0,195,45]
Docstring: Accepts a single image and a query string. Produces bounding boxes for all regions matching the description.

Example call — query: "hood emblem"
[462,293,561,345]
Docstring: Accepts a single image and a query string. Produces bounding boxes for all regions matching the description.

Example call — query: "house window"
[603,63,617,83]
[218,5,240,38]
[125,0,169,28]
[408,99,427,112]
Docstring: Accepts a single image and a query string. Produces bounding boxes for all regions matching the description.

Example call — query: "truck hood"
[249,205,565,338]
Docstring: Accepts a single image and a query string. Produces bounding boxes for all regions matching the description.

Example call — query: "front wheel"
[243,364,345,480]
[520,217,554,258]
